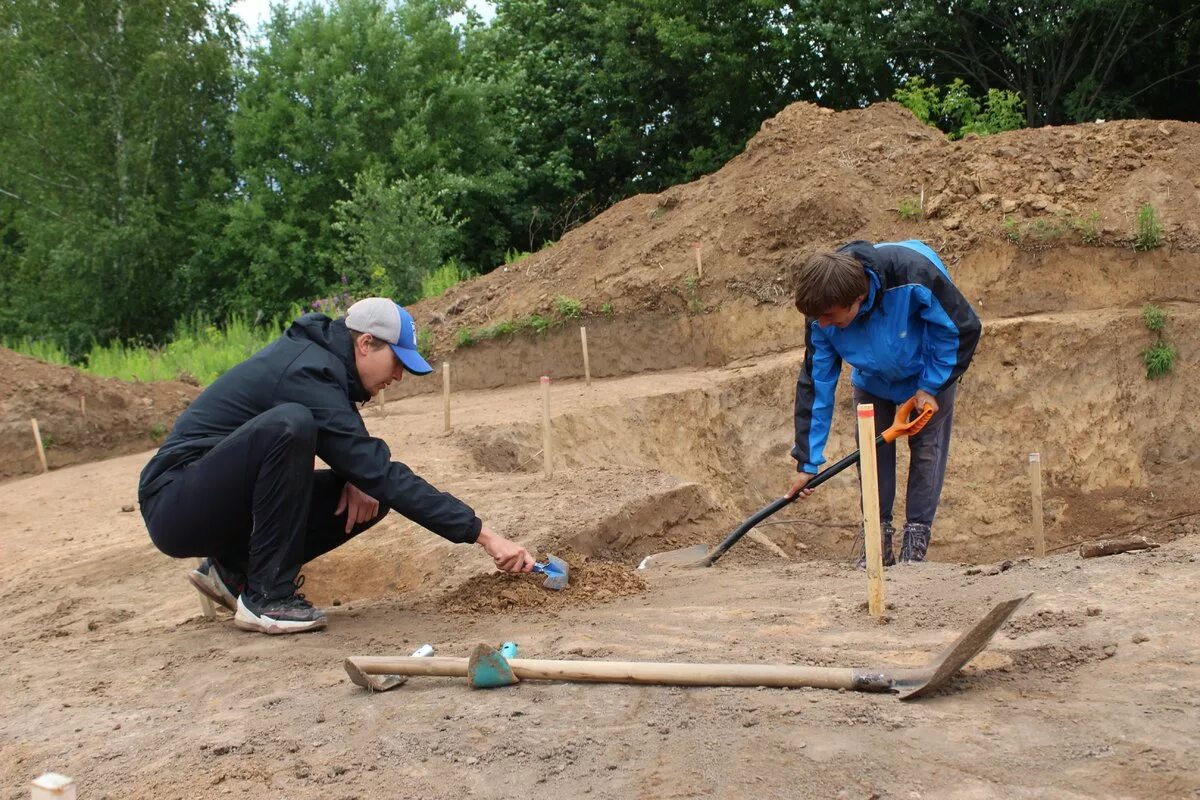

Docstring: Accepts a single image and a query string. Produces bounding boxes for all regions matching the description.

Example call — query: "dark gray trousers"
[852,382,957,528]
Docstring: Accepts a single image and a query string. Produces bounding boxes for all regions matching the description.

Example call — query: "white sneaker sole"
[188,568,237,613]
[233,596,327,635]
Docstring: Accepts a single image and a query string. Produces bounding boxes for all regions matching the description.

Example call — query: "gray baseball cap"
[344,298,433,375]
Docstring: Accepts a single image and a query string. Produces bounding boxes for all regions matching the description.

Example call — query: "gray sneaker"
[187,558,243,613]
[853,521,896,569]
[234,577,326,635]
[899,523,932,563]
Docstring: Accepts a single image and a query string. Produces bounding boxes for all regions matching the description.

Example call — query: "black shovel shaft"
[702,433,885,567]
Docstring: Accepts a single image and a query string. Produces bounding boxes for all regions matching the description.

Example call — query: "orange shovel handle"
[881,397,935,443]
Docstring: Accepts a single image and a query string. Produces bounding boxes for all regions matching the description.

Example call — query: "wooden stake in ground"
[194,558,217,620]
[856,404,885,617]
[541,376,553,478]
[80,395,86,418]
[580,327,591,387]
[30,418,48,473]
[693,242,703,281]
[443,362,451,432]
[377,388,387,418]
[1029,452,1045,557]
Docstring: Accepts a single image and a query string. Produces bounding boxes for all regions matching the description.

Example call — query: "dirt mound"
[437,552,646,614]
[0,348,199,481]
[410,101,1200,358]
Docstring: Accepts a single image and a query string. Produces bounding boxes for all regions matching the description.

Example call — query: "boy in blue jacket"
[786,240,981,564]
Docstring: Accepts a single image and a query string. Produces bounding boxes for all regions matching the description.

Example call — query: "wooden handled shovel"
[638,397,935,569]
[345,594,1028,700]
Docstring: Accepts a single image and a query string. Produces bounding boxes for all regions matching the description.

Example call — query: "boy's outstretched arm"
[791,320,843,480]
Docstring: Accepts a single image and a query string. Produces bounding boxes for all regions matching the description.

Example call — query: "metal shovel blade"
[887,593,1030,700]
[636,544,712,570]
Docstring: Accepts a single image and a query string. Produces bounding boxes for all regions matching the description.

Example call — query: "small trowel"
[531,555,569,590]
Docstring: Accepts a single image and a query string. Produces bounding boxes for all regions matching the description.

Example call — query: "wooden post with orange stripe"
[856,404,885,617]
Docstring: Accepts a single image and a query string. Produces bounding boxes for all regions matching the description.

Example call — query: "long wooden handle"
[345,655,883,691]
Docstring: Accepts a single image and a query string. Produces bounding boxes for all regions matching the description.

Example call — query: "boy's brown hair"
[792,251,869,316]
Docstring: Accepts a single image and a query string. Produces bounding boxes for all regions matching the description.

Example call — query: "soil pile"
[411,101,1200,355]
[0,348,199,480]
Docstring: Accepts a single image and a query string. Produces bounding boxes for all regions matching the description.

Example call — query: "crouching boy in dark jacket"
[139,298,533,634]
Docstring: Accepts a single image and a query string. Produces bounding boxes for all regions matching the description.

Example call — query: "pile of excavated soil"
[410,102,1200,357]
[436,552,646,614]
[0,348,199,480]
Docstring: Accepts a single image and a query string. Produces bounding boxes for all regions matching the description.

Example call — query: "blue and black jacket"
[792,240,981,474]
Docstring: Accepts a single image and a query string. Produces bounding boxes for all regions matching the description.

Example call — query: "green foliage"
[503,248,531,266]
[554,296,582,319]
[0,0,240,352]
[1140,303,1174,380]
[8,312,289,385]
[601,301,614,317]
[454,327,476,348]
[1133,204,1163,251]
[1003,216,1022,243]
[893,77,1025,139]
[683,275,702,313]
[896,197,922,220]
[420,261,470,301]
[515,313,551,334]
[149,423,168,443]
[415,328,433,355]
[1142,340,1176,379]
[1075,211,1102,245]
[1142,304,1167,334]
[1030,216,1070,241]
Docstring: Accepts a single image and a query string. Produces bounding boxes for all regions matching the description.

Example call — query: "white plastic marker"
[411,644,435,658]
[31,773,76,800]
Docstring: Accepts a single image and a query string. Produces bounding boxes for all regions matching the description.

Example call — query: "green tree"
[226,0,515,315]
[0,0,240,352]
[890,0,1200,126]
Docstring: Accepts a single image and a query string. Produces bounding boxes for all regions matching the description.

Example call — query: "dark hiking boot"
[234,576,326,635]
[899,522,932,563]
[853,521,896,569]
[188,558,244,613]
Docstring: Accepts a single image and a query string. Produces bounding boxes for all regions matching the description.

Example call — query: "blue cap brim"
[390,344,433,375]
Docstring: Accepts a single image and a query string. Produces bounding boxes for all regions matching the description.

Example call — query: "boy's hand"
[785,472,816,500]
[913,389,939,414]
[477,525,535,573]
[336,482,380,533]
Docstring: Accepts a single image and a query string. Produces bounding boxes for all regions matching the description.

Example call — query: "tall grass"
[5,312,290,386]
[420,260,471,300]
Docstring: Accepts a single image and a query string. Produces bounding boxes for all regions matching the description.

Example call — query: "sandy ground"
[2,364,1198,800]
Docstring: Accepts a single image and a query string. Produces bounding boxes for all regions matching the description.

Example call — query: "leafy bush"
[894,77,1025,139]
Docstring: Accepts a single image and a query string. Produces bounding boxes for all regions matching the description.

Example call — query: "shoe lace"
[290,574,310,606]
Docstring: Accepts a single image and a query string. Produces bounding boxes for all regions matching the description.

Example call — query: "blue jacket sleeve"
[912,265,982,394]
[792,321,842,474]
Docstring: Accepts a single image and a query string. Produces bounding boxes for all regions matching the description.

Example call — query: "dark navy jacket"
[792,240,981,475]
[139,313,482,543]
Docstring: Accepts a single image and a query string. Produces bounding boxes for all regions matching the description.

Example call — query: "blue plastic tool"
[531,554,569,590]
